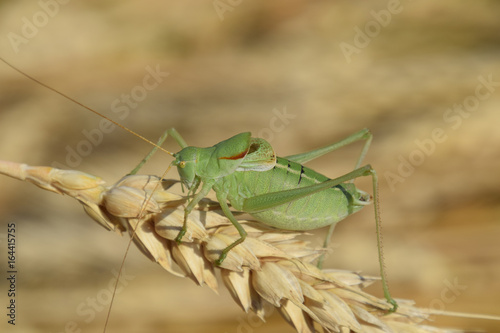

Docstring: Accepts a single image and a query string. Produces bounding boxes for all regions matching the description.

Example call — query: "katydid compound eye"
[179,161,186,168]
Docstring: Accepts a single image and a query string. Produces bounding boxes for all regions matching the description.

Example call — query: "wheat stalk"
[1,160,495,332]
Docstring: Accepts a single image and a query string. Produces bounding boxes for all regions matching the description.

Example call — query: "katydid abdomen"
[223,157,371,230]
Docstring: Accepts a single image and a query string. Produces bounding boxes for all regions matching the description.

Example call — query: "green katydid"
[140,127,397,312]
[0,57,398,312]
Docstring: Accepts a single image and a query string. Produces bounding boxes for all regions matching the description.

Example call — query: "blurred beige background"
[0,1,499,332]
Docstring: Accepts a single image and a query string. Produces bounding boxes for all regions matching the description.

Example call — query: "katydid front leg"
[175,181,213,243]
[175,181,248,266]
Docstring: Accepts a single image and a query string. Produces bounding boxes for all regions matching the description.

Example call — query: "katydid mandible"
[0,57,397,312]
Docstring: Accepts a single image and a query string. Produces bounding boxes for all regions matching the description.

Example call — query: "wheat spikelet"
[0,160,490,332]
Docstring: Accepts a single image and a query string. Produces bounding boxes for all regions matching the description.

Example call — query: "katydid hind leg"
[280,129,397,309]
[285,128,372,171]
[242,165,373,213]
[283,129,372,260]
[369,168,398,312]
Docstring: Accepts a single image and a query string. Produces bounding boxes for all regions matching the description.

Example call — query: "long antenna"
[0,56,174,157]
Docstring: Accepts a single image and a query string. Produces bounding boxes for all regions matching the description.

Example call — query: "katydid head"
[173,147,199,190]
[173,132,255,188]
